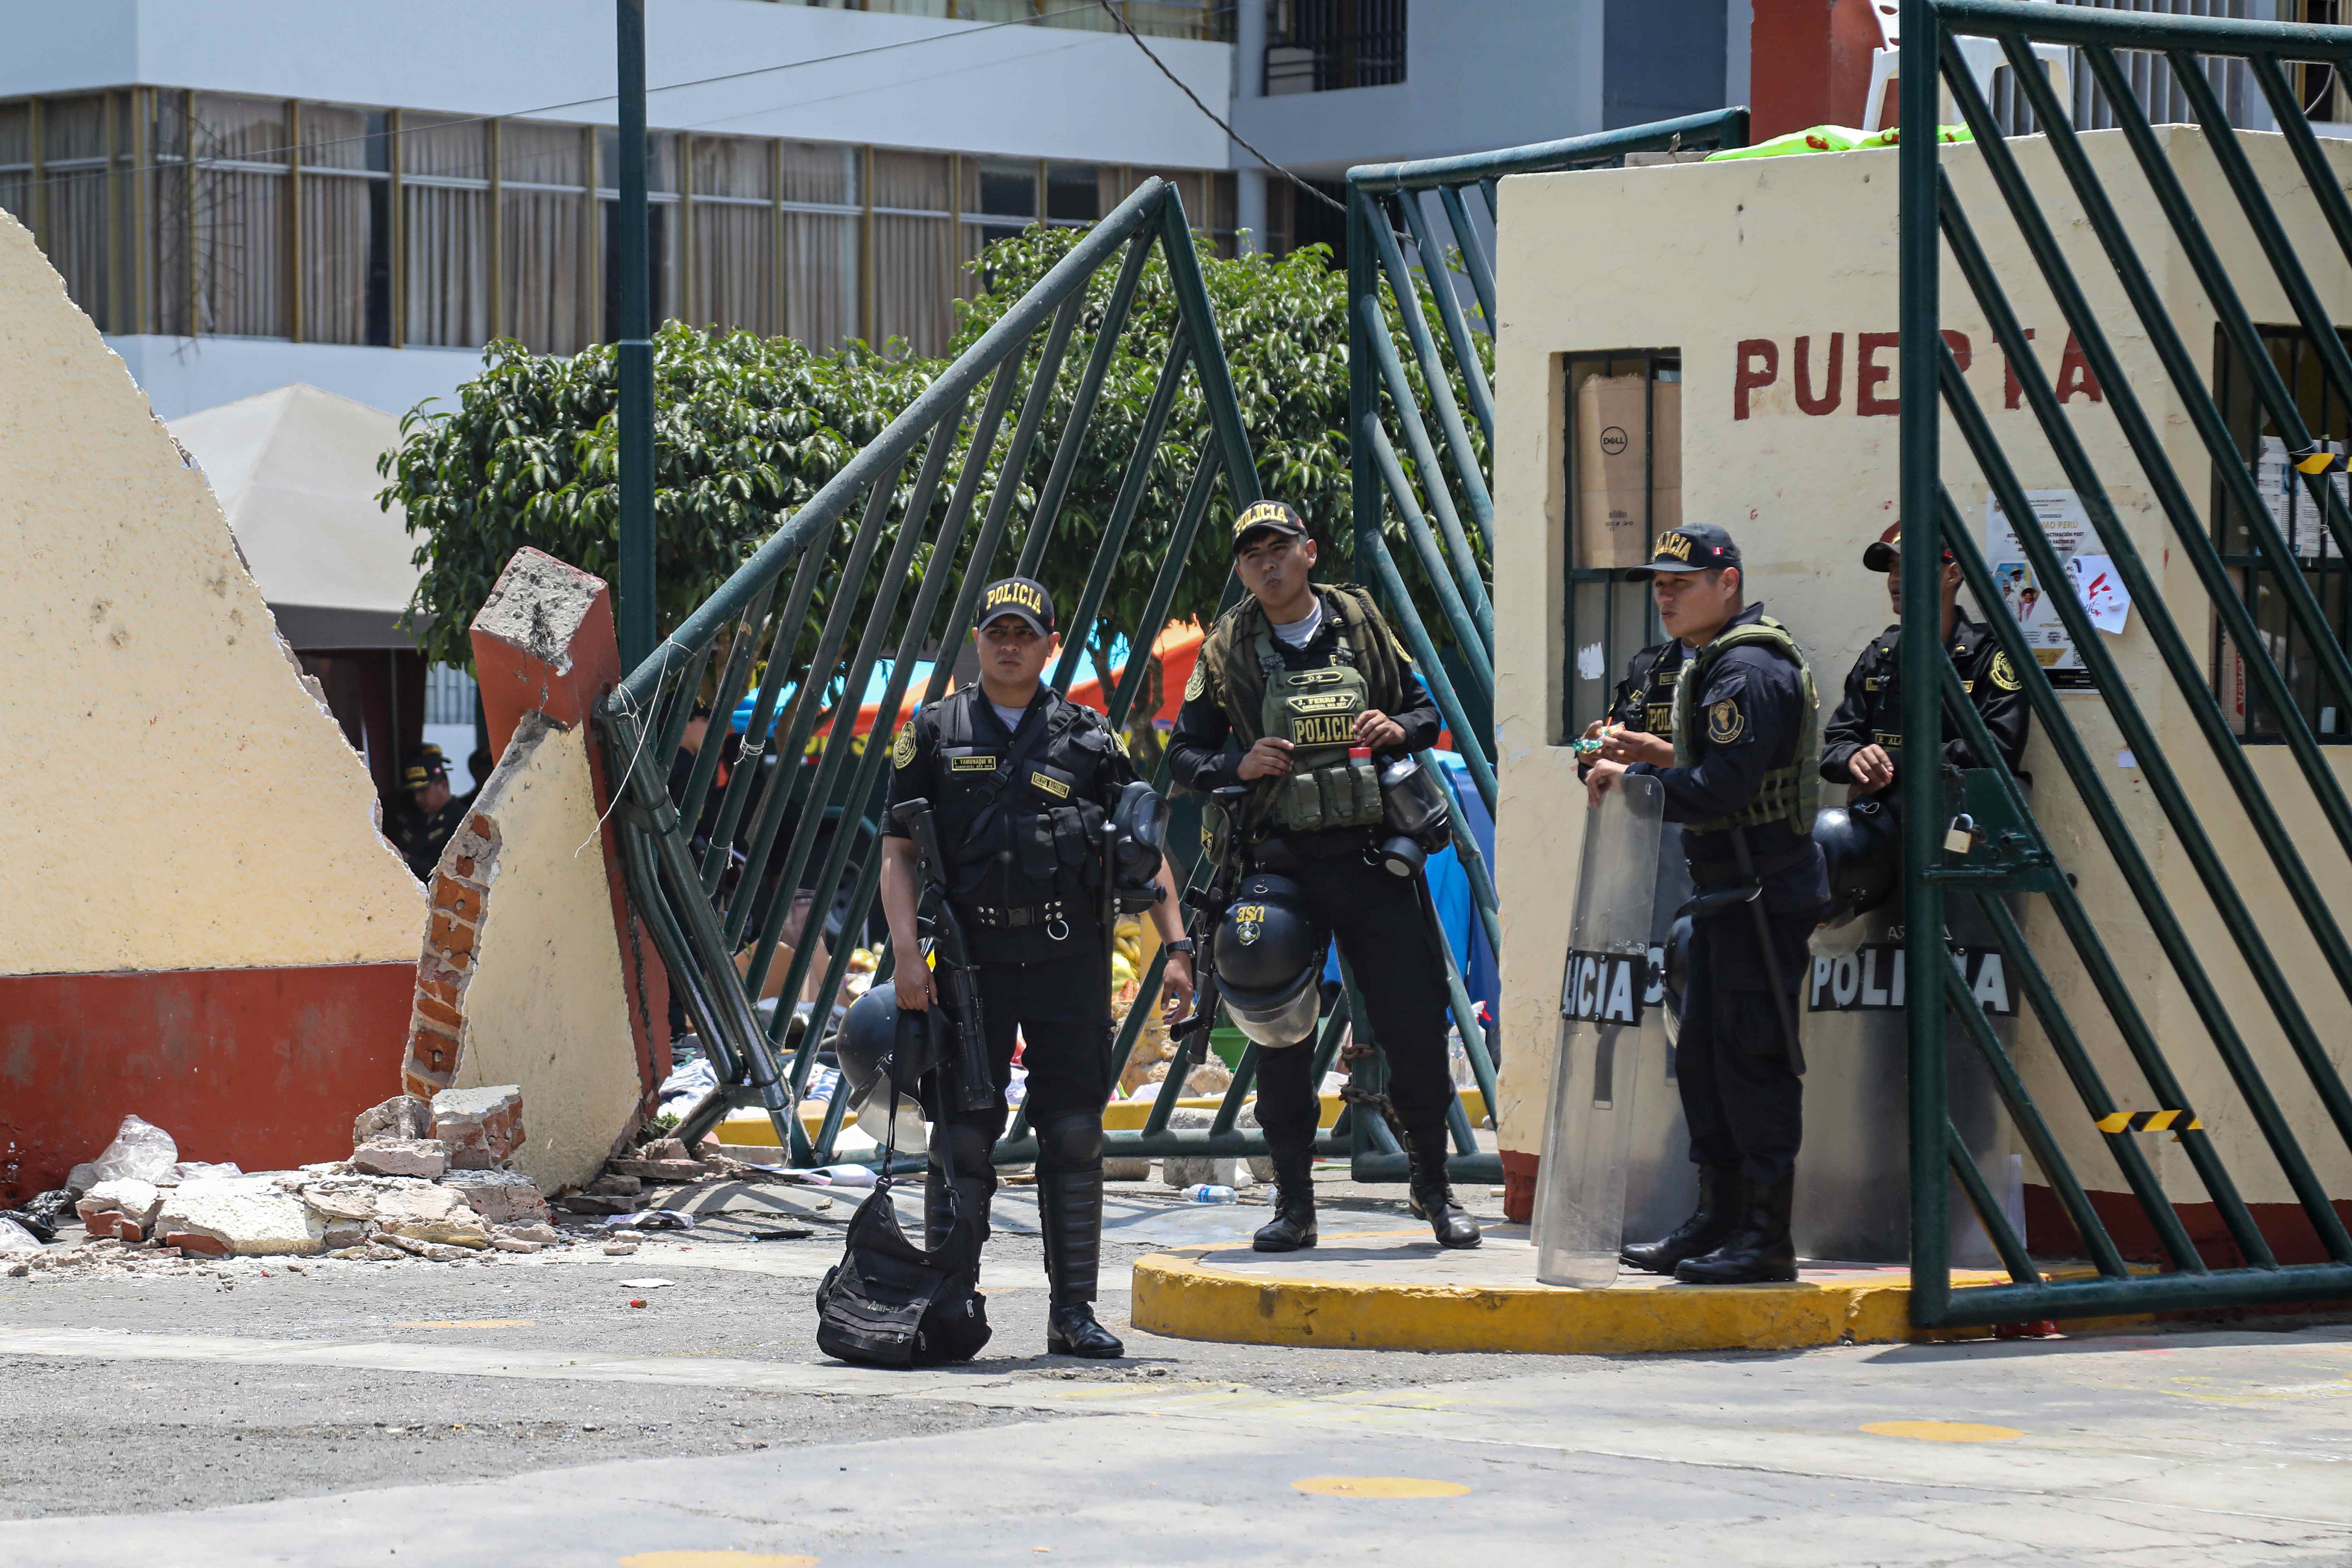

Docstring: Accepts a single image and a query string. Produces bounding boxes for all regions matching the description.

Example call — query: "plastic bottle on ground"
[1180,1183,1237,1204]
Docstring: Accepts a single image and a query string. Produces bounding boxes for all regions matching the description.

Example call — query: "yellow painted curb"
[1131,1247,2149,1355]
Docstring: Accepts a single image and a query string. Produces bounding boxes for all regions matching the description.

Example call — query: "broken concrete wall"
[0,210,422,1200]
[404,712,643,1194]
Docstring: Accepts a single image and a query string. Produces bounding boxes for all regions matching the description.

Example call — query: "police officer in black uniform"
[390,744,471,882]
[879,577,1193,1360]
[1821,521,2030,799]
[1586,525,1829,1285]
[1167,500,1480,1255]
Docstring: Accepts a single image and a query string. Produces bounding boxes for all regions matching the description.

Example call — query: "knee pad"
[930,1111,1002,1177]
[1035,1111,1104,1172]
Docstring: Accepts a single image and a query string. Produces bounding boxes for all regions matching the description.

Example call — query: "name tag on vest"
[1029,769,1071,798]
[950,755,998,772]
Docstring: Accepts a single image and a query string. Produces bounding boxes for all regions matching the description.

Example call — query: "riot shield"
[1533,774,1665,1288]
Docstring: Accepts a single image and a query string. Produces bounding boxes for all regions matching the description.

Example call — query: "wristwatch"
[1162,938,1196,955]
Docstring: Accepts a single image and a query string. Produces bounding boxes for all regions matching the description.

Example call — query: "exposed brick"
[418,976,460,1007]
[414,994,463,1031]
[164,1232,230,1258]
[450,855,476,878]
[432,875,484,924]
[429,913,477,957]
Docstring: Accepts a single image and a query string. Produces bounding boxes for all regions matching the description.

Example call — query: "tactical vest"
[928,688,1111,939]
[1198,586,1410,835]
[1671,616,1821,836]
[1253,619,1386,833]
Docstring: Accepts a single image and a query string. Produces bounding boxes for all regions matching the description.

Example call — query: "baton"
[1729,826,1807,1077]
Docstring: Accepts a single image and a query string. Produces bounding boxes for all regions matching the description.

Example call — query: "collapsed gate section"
[593,176,1493,1181]
[1902,0,2352,1324]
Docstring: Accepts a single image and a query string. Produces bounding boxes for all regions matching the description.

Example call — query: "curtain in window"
[190,95,288,338]
[39,96,113,329]
[781,141,858,351]
[873,150,951,358]
[502,120,589,354]
[691,135,775,336]
[299,103,389,346]
[402,113,489,348]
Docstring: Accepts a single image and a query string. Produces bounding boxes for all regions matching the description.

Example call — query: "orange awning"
[833,621,1203,740]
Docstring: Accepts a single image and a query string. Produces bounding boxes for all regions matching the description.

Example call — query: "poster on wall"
[1984,489,2112,691]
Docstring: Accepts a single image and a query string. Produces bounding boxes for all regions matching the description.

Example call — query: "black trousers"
[933,940,1112,1167]
[1677,907,1809,1185]
[1253,854,1456,1151]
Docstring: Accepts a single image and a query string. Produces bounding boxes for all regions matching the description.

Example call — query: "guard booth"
[1495,1,2352,1322]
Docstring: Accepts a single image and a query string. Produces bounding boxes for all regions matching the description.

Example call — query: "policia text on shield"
[1587,525,1831,1286]
[871,576,1193,1361]
[1167,499,1482,1255]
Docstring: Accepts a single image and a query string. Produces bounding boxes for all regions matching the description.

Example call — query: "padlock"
[1944,813,1979,857]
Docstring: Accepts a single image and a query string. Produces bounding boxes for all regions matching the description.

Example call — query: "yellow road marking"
[394,1319,536,1329]
[1292,1476,1472,1499]
[618,1554,818,1567]
[1861,1420,2023,1443]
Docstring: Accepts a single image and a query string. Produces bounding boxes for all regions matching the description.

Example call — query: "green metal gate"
[593,176,1496,1181]
[1903,0,2352,1324]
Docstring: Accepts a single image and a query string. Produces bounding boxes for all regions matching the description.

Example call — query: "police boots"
[1252,1140,1319,1253]
[1674,1167,1798,1285]
[1035,1112,1124,1359]
[926,1119,999,1281]
[1401,1123,1481,1250]
[1620,1160,1740,1276]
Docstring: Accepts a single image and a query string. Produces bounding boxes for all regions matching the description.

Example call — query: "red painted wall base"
[2025,1181,2352,1272]
[0,962,416,1204]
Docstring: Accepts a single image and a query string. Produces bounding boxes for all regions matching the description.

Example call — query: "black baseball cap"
[976,576,1055,636]
[1232,498,1310,552]
[402,744,449,790]
[1861,520,1952,572]
[1626,524,1742,580]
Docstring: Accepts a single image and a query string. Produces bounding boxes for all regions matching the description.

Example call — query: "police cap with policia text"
[402,744,449,790]
[976,576,1055,636]
[1860,520,1953,573]
[1231,499,1310,552]
[1626,523,1741,580]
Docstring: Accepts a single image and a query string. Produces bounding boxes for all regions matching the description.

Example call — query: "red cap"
[1348,746,1371,758]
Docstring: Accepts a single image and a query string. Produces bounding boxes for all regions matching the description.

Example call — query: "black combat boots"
[1620,1161,1740,1275]
[1252,1141,1319,1252]
[1401,1123,1481,1249]
[1039,1163,1125,1358]
[1674,1167,1798,1284]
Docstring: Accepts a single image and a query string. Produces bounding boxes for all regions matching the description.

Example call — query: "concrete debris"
[388,1216,490,1250]
[369,1182,468,1228]
[588,1174,643,1196]
[350,1139,450,1180]
[152,1176,327,1256]
[488,1235,543,1253]
[557,1192,646,1216]
[298,1183,382,1222]
[430,1084,525,1170]
[1160,1109,1239,1190]
[499,1222,563,1245]
[76,1179,164,1234]
[640,1137,693,1162]
[439,1169,551,1226]
[86,1115,180,1187]
[321,1219,370,1250]
[1103,1154,1152,1182]
[353,1094,432,1146]
[606,1158,706,1182]
[602,1241,639,1255]
[170,1161,243,1182]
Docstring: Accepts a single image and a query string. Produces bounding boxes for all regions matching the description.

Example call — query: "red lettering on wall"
[2056,332,2105,404]
[1856,331,1901,416]
[1941,329,1973,375]
[1793,333,1844,414]
[2003,328,2038,410]
[1734,339,1780,420]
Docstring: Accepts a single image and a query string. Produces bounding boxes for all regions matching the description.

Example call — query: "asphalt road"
[6,1176,2352,1565]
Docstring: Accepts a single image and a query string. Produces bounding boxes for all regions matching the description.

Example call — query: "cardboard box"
[1575,372,1681,569]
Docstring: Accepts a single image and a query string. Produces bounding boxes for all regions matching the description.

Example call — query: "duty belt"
[1252,828,1374,865]
[966,899,1076,935]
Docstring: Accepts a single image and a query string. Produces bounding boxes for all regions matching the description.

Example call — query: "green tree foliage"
[380,225,1490,709]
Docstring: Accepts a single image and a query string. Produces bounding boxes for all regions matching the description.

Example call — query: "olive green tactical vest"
[1254,620,1385,832]
[1671,615,1821,836]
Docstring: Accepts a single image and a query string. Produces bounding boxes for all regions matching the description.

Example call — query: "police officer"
[1587,525,1829,1285]
[390,744,470,882]
[1821,521,2030,799]
[879,577,1192,1360]
[1167,499,1480,1255]
[1582,637,1683,762]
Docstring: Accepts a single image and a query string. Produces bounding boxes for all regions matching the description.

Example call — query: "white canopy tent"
[169,383,423,651]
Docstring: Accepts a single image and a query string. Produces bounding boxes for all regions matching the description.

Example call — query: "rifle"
[1162,784,1252,1083]
[889,798,999,1113]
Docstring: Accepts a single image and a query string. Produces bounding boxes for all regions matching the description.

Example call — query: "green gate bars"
[1902,0,2352,1324]
[593,176,1498,1181]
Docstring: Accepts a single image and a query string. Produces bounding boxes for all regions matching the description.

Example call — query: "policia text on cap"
[1166,500,1482,1254]
[878,577,1194,1360]
[1585,525,1830,1286]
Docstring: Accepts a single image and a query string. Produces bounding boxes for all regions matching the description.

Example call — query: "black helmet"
[832,987,941,1148]
[1813,799,1899,927]
[1213,873,1328,1048]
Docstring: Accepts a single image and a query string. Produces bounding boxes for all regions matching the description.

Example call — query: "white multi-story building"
[4,1,1748,419]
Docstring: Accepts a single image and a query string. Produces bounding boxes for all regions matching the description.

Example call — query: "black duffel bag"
[814,1061,990,1368]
